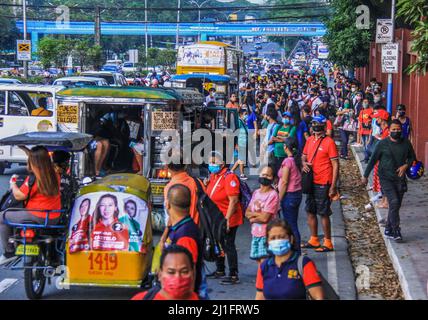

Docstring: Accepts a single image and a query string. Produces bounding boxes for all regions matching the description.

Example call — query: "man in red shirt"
[301,116,339,252]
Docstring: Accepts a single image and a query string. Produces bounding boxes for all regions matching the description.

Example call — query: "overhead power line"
[0,2,330,12]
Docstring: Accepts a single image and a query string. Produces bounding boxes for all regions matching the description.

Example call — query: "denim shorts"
[305,184,332,216]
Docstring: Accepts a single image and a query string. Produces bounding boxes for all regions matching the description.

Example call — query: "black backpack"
[0,175,36,211]
[192,177,226,262]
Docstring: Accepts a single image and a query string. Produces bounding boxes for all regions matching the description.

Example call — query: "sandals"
[301,242,321,249]
[315,246,334,253]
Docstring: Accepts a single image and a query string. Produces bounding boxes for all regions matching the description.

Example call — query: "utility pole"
[175,0,181,49]
[22,0,28,79]
[386,0,396,114]
[145,0,148,71]
[95,6,101,47]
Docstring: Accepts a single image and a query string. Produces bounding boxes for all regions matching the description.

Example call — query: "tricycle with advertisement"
[0,131,154,299]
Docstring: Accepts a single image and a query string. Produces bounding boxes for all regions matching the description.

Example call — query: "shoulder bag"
[301,137,324,194]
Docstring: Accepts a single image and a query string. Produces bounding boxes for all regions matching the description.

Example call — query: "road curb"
[351,145,428,300]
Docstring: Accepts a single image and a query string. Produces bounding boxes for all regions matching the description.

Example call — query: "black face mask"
[390,131,402,140]
[312,125,325,133]
[398,111,405,117]
[258,177,273,186]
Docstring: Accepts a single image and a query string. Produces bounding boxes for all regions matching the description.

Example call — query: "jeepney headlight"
[157,169,171,179]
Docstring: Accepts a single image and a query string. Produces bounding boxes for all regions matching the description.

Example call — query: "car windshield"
[123,63,133,67]
[83,74,115,85]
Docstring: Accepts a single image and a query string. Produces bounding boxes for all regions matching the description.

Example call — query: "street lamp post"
[188,0,210,42]
[176,0,181,49]
[22,0,28,79]
[145,0,148,71]
[386,0,396,114]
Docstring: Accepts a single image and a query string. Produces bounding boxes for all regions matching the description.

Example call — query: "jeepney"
[0,84,65,174]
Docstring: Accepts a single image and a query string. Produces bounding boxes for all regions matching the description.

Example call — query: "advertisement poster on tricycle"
[68,192,148,253]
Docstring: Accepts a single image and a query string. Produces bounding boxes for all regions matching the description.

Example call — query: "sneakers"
[392,229,403,242]
[220,275,240,285]
[384,228,394,239]
[240,174,248,181]
[0,253,18,266]
[206,270,226,279]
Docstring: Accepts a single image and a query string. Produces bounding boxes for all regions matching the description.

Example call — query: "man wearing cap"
[301,115,339,252]
[393,104,411,140]
[362,119,416,241]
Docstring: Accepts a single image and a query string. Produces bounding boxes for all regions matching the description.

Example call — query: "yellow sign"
[17,40,31,61]
[57,104,78,124]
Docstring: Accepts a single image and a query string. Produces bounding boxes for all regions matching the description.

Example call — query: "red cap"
[373,109,390,121]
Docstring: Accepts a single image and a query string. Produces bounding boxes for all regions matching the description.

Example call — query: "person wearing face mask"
[301,116,339,252]
[231,108,249,180]
[132,245,199,300]
[393,104,411,140]
[271,111,296,174]
[358,99,374,163]
[246,166,279,264]
[206,152,243,285]
[296,106,311,153]
[336,99,355,159]
[362,120,416,242]
[162,184,204,298]
[278,138,302,252]
[255,219,324,300]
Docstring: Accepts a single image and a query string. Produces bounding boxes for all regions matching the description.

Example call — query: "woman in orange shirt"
[0,146,60,265]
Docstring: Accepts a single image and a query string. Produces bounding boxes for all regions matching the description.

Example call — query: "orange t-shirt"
[206,168,243,228]
[131,290,199,300]
[303,135,339,185]
[226,101,239,109]
[358,108,373,135]
[164,172,203,226]
[19,175,61,219]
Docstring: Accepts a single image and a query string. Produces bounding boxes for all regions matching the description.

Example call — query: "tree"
[397,0,428,75]
[87,45,103,70]
[322,0,372,69]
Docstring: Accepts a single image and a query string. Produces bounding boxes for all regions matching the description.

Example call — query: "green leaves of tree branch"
[397,0,428,75]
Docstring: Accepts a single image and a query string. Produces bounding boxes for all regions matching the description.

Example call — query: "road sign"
[17,40,31,61]
[382,43,399,73]
[376,19,393,44]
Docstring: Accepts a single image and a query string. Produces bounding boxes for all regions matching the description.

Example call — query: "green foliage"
[397,0,428,75]
[322,0,372,69]
[0,2,19,51]
[37,37,104,70]
[138,46,177,69]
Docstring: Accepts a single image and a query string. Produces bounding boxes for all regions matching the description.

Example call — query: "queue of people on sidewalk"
[131,64,419,300]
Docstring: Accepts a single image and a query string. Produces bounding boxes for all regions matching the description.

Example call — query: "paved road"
[0,165,356,300]
[242,42,284,59]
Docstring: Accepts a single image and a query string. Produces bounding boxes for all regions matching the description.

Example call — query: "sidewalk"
[351,145,428,300]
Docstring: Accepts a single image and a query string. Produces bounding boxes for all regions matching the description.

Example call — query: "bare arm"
[329,158,339,196]
[11,183,26,201]
[308,286,324,300]
[249,211,272,224]
[278,166,290,201]
[255,291,265,300]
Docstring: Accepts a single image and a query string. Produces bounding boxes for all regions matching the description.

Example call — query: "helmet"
[406,161,424,180]
[312,115,327,124]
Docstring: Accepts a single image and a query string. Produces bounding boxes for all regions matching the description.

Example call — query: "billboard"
[177,44,225,68]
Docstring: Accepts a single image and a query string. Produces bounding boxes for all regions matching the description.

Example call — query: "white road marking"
[0,278,18,294]
[327,214,339,294]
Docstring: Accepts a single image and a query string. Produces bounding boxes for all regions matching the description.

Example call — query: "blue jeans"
[340,129,351,157]
[361,134,370,161]
[281,191,303,252]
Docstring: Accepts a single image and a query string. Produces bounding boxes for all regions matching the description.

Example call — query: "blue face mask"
[268,239,292,256]
[282,118,290,125]
[208,164,222,174]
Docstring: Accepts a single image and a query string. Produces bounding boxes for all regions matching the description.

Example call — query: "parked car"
[80,71,128,86]
[0,78,22,84]
[254,42,262,50]
[101,64,122,73]
[122,62,140,73]
[53,76,109,87]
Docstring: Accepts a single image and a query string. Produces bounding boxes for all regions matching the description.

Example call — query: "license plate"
[151,184,165,196]
[15,244,40,256]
